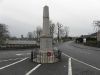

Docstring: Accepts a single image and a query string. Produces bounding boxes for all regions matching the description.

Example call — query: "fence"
[31,50,61,63]
[0,44,39,50]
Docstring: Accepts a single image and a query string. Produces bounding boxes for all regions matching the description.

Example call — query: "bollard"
[31,51,33,61]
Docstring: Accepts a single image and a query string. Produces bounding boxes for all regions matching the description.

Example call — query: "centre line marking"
[25,64,41,75]
[68,58,72,75]
[0,57,29,70]
[62,53,100,71]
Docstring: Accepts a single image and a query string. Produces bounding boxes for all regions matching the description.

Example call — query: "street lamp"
[57,22,63,43]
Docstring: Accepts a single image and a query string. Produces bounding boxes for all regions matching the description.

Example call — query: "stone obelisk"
[40,5,52,51]
[33,5,58,63]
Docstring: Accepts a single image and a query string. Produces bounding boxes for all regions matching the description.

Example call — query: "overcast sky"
[0,0,100,37]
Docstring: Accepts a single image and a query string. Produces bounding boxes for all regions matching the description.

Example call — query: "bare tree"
[60,28,65,37]
[49,20,55,39]
[64,26,69,38]
[33,30,37,39]
[0,23,9,44]
[93,21,100,41]
[93,21,100,32]
[36,27,42,42]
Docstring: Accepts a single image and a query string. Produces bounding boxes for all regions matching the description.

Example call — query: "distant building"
[27,32,33,40]
[21,35,24,39]
[82,33,97,38]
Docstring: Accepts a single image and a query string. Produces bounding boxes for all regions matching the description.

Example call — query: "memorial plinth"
[33,6,59,63]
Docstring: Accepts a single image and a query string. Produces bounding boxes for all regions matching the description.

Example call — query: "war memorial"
[31,5,61,63]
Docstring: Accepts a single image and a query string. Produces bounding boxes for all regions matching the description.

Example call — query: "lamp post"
[57,22,63,43]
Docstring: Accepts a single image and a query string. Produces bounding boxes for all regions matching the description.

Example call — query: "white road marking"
[0,58,24,63]
[62,53,100,71]
[68,58,72,75]
[0,57,29,70]
[0,59,11,62]
[16,53,31,56]
[16,54,23,56]
[25,64,41,75]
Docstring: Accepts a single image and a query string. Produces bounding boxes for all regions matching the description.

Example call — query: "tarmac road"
[0,41,100,75]
[59,41,100,75]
